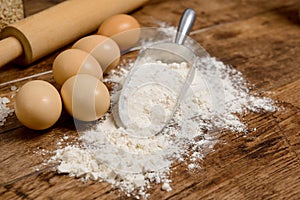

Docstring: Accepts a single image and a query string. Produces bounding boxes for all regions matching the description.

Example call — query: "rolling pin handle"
[0,37,23,67]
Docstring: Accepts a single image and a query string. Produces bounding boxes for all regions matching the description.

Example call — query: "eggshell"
[14,80,62,130]
[52,49,103,86]
[97,14,140,50]
[72,35,120,73]
[61,74,110,121]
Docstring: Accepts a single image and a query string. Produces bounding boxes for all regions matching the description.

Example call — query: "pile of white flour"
[49,28,277,199]
[115,60,190,137]
[49,57,276,199]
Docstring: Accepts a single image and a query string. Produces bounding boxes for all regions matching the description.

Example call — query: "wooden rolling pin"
[0,0,148,67]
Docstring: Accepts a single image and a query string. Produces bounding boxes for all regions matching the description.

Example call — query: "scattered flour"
[162,182,172,192]
[0,97,14,126]
[0,86,17,126]
[49,27,277,199]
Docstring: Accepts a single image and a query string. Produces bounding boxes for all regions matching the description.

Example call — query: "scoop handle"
[174,8,196,45]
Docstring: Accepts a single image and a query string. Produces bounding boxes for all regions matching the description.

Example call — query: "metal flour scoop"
[113,9,197,137]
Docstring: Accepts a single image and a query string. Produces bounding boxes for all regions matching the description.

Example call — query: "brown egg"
[72,35,120,73]
[61,74,110,122]
[52,49,103,86]
[97,14,140,51]
[14,80,62,130]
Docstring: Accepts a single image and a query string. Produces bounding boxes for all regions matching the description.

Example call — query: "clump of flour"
[49,28,277,198]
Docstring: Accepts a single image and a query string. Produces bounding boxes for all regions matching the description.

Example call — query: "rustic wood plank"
[270,79,300,161]
[272,79,300,109]
[0,0,300,199]
[0,186,19,199]
[2,171,117,200]
[138,0,297,29]
[191,4,300,91]
[0,119,77,184]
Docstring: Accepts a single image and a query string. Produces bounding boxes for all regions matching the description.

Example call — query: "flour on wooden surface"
[0,86,17,126]
[0,97,13,126]
[49,27,277,199]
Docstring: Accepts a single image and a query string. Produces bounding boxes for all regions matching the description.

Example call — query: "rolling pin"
[0,0,148,67]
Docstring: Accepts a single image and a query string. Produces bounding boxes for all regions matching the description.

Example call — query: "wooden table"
[1,0,300,199]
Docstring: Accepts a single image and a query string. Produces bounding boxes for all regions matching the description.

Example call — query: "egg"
[52,49,103,86]
[97,14,140,50]
[72,35,120,73]
[14,80,62,130]
[61,74,110,121]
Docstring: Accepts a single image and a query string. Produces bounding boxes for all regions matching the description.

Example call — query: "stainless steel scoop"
[113,9,197,137]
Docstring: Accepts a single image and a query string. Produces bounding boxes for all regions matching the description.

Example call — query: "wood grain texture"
[0,0,300,199]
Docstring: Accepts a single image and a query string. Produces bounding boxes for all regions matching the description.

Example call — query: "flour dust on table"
[0,86,18,126]
[0,97,13,126]
[48,26,277,199]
